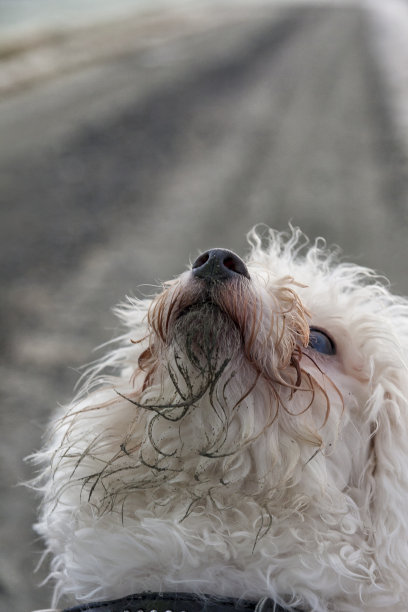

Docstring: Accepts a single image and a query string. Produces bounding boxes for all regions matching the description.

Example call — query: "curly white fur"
[32,227,408,611]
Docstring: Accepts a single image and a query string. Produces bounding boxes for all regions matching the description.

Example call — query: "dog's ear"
[367,365,408,590]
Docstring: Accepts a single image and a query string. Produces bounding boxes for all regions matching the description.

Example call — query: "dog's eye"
[308,328,336,355]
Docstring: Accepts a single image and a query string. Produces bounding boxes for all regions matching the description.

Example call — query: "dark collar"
[62,592,291,612]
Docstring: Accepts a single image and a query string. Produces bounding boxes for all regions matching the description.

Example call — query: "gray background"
[1,2,408,610]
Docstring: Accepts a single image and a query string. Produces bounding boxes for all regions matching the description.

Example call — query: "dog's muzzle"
[61,592,294,612]
[174,249,250,326]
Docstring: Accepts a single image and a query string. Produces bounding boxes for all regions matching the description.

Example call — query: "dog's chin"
[171,301,242,360]
[176,300,225,322]
[174,300,236,336]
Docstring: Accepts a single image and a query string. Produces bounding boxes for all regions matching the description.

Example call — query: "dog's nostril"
[223,256,240,272]
[192,248,250,282]
[192,252,210,269]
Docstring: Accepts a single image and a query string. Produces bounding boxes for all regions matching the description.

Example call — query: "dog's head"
[37,228,408,605]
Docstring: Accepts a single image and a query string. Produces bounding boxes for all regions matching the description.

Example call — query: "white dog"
[33,228,408,612]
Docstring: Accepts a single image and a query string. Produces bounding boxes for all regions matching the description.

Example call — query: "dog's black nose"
[192,248,250,281]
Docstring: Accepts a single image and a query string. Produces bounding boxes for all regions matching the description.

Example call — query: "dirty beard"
[74,303,252,515]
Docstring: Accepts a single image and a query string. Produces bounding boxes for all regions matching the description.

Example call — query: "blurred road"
[1,3,408,611]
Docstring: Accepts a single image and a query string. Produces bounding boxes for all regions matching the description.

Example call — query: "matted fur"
[32,227,408,611]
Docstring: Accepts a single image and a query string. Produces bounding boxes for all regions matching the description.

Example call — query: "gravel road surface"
[1,4,407,611]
